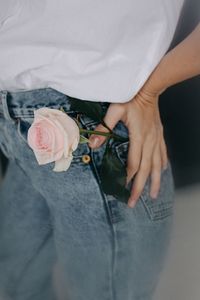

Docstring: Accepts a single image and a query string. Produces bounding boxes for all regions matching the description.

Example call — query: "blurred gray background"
[155,0,200,299]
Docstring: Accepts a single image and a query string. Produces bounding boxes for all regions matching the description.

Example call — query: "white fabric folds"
[0,0,184,102]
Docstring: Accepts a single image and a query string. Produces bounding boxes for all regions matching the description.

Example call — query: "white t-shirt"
[0,0,184,103]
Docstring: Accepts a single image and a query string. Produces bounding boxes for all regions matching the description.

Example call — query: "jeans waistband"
[0,88,110,123]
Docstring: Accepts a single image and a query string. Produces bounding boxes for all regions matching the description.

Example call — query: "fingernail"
[150,191,158,199]
[89,137,99,147]
[128,199,137,208]
[163,164,168,171]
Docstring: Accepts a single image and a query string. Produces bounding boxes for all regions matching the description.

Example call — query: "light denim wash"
[0,88,175,300]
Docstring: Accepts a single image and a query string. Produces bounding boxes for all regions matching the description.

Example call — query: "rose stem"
[79,128,128,142]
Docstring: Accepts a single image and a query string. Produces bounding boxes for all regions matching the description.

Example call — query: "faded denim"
[0,88,175,300]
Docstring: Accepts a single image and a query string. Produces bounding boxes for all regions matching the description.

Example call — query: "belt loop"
[0,90,15,124]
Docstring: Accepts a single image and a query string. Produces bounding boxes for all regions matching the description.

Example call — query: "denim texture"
[0,88,175,300]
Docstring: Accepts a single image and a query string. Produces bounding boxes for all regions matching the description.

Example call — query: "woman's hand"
[88,88,168,208]
[88,23,200,208]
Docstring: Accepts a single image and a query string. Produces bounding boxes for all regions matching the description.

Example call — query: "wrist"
[142,55,171,97]
[136,88,159,107]
[142,72,167,98]
[136,74,163,105]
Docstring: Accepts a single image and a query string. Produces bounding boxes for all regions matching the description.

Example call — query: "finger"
[126,134,142,185]
[160,136,168,170]
[88,123,110,148]
[128,139,154,208]
[150,143,162,199]
[88,104,124,148]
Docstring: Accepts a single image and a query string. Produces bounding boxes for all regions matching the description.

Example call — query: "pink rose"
[27,107,80,172]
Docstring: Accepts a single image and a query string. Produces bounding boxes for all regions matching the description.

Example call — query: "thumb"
[88,104,123,148]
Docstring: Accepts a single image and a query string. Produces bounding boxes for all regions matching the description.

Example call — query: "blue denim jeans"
[0,88,175,300]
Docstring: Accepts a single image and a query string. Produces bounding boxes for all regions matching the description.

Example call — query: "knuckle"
[128,159,140,171]
[149,125,157,135]
[160,124,164,135]
[140,163,150,174]
[162,150,168,163]
[146,132,157,144]
[162,161,169,170]
[152,161,161,170]
[160,133,166,143]
[131,186,141,198]
[127,167,137,178]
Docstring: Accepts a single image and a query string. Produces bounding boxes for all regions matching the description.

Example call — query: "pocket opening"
[114,141,129,166]
[114,140,174,221]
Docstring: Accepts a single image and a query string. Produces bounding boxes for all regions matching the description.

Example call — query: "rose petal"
[29,108,80,167]
[53,118,70,157]
[53,155,73,172]
[55,113,80,150]
[71,137,79,151]
[28,115,65,163]
[33,149,55,165]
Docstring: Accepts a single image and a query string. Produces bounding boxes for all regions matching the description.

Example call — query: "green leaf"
[68,97,104,123]
[99,144,130,204]
[79,135,90,144]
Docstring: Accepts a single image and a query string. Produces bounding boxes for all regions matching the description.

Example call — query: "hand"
[88,88,168,208]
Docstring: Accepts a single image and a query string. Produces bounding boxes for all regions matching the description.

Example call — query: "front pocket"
[114,140,175,221]
[114,140,129,167]
[140,162,175,221]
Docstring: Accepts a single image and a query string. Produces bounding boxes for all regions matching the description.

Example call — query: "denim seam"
[84,111,121,299]
[107,200,123,224]
[140,187,174,222]
[0,90,16,124]
[89,150,115,300]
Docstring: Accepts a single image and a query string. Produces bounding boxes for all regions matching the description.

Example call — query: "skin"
[88,23,200,208]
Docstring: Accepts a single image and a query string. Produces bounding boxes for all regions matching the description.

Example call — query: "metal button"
[82,154,91,164]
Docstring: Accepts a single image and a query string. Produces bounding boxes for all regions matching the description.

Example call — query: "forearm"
[143,23,200,95]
